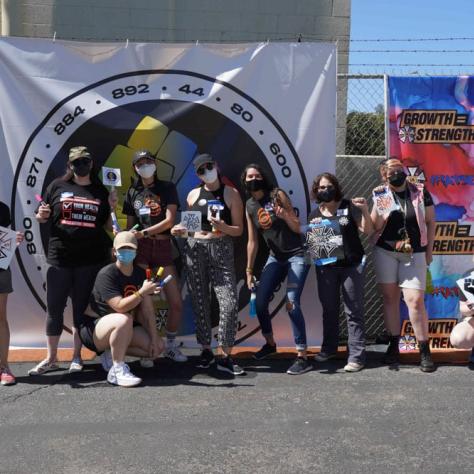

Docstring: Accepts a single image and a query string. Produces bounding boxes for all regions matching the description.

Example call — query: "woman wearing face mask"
[371,158,436,372]
[308,173,373,372]
[78,231,164,387]
[171,154,244,375]
[243,164,311,375]
[123,150,186,366]
[29,146,117,376]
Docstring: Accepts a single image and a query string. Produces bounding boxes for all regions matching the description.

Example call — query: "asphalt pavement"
[1,347,473,474]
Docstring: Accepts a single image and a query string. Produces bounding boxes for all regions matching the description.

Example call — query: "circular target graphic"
[12,70,309,342]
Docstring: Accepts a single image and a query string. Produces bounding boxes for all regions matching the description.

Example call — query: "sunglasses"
[196,163,214,175]
[72,157,92,166]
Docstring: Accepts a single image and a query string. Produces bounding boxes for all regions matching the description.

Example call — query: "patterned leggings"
[184,237,238,348]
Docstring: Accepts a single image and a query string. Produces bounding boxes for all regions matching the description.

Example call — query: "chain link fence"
[336,74,386,341]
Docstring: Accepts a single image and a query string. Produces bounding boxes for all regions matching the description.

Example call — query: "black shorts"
[79,315,102,354]
[79,314,142,355]
[0,268,13,294]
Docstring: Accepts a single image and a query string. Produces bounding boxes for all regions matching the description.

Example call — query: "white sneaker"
[140,358,154,368]
[164,343,188,362]
[68,358,83,373]
[344,361,365,372]
[107,363,142,387]
[28,359,60,376]
[100,349,113,372]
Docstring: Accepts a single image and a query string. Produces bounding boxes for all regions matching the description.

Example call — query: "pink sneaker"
[0,367,16,386]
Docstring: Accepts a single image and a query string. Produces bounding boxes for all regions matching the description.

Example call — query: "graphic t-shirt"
[377,187,433,253]
[246,192,303,259]
[0,201,12,273]
[43,179,112,266]
[90,263,146,317]
[307,199,364,267]
[122,179,179,234]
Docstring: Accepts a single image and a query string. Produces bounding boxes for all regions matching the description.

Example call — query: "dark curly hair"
[311,172,343,203]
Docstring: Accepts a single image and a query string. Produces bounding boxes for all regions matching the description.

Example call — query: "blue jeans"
[256,254,310,351]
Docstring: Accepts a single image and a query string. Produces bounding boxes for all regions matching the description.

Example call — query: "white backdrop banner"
[0,38,336,348]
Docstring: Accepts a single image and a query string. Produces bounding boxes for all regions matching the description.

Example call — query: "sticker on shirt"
[338,216,349,226]
[257,207,273,230]
[138,206,151,228]
[181,211,202,232]
[198,198,207,207]
[59,196,101,228]
[372,187,400,216]
[207,200,224,221]
[144,194,162,217]
[305,217,344,266]
[60,192,74,199]
[336,208,348,217]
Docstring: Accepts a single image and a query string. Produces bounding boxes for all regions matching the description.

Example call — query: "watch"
[143,230,149,238]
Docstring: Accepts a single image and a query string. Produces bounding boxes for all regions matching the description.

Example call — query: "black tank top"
[189,184,232,232]
[246,192,304,259]
[307,199,364,267]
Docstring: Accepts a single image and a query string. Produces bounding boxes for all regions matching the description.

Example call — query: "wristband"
[246,267,253,274]
[143,230,149,238]
[134,290,142,299]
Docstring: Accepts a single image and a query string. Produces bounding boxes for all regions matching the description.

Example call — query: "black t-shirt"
[308,199,365,267]
[90,263,146,317]
[377,187,433,253]
[0,202,12,273]
[188,184,232,232]
[43,179,112,266]
[246,192,303,259]
[122,179,179,234]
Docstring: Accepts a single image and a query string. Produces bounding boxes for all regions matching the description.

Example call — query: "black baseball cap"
[192,153,215,171]
[132,149,155,165]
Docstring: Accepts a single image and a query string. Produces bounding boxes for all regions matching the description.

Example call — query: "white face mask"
[137,163,156,179]
[201,168,218,184]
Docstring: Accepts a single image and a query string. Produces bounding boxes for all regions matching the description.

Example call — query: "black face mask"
[245,179,265,193]
[317,188,337,203]
[388,171,407,187]
[71,161,91,177]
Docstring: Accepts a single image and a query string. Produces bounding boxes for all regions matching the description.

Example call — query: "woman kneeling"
[79,231,164,387]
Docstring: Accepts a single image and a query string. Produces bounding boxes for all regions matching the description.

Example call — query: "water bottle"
[249,289,257,318]
[249,276,257,318]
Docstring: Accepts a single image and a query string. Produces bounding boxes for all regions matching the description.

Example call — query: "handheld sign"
[372,187,399,216]
[180,211,202,232]
[0,226,17,270]
[102,167,122,187]
[305,218,344,266]
[457,272,474,303]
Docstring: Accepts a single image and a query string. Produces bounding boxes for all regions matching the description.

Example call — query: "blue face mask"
[116,249,136,264]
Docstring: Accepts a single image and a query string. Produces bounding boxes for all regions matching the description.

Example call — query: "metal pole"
[1,0,21,37]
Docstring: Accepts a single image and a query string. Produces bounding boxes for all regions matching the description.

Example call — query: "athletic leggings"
[46,263,103,336]
[184,237,238,348]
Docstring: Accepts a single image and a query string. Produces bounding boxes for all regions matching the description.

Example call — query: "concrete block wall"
[1,0,351,152]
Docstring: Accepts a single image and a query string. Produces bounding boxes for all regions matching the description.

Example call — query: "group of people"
[1,150,473,387]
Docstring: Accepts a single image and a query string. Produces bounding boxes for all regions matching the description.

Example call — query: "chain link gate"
[336,74,386,342]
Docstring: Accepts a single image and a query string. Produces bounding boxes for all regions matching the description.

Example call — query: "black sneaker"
[382,336,400,365]
[253,343,277,360]
[216,356,245,375]
[196,349,215,369]
[286,357,312,375]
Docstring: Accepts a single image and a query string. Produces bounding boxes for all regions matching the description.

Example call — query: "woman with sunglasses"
[371,158,436,372]
[243,164,311,375]
[123,149,186,365]
[308,173,373,372]
[171,154,244,375]
[29,146,117,376]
